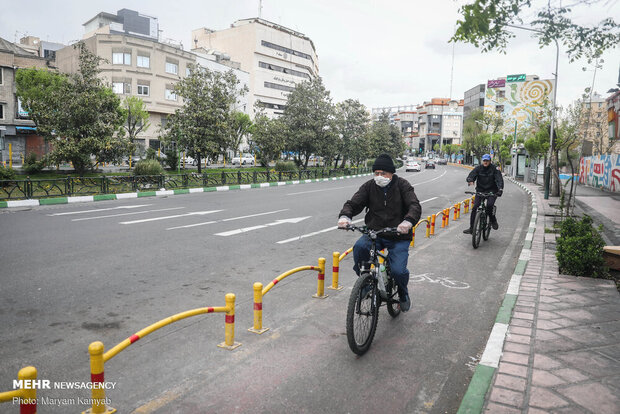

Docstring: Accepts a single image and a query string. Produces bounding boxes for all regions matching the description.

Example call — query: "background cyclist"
[337,154,422,312]
[463,153,504,234]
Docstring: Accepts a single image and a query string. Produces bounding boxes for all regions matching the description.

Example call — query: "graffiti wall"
[579,155,620,192]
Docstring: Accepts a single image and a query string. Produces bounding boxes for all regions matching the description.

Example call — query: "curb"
[0,173,373,209]
[457,177,536,414]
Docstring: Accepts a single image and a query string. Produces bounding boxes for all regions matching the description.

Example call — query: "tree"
[462,109,493,163]
[229,111,254,157]
[334,99,370,168]
[122,96,150,157]
[16,42,127,174]
[281,77,336,169]
[368,112,405,160]
[164,63,247,173]
[251,111,287,167]
[451,0,620,63]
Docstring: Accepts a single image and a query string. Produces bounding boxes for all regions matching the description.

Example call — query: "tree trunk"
[340,156,347,169]
[551,150,560,197]
[197,155,202,174]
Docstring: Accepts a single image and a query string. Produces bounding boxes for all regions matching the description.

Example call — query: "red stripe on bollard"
[254,302,262,311]
[225,315,235,324]
[129,334,140,344]
[333,266,339,272]
[21,400,36,414]
[91,372,104,383]
[207,307,215,313]
[272,279,279,285]
[318,273,324,280]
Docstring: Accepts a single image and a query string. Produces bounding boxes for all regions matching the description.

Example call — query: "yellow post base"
[217,341,242,350]
[83,406,117,414]
[312,293,329,299]
[327,285,344,291]
[248,327,270,334]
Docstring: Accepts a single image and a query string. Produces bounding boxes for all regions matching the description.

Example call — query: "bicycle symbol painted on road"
[410,273,470,289]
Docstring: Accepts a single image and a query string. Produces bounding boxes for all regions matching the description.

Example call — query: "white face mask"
[374,175,391,187]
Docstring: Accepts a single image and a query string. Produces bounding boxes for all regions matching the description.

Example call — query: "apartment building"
[608,90,620,154]
[0,37,55,165]
[416,98,464,153]
[393,110,418,152]
[463,84,485,121]
[192,18,319,118]
[579,93,609,155]
[55,9,249,152]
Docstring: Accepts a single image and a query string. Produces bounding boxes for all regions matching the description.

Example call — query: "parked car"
[405,161,421,172]
[425,160,436,169]
[182,156,211,167]
[232,154,255,165]
[436,158,448,165]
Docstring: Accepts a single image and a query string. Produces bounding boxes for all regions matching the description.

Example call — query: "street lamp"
[506,24,559,199]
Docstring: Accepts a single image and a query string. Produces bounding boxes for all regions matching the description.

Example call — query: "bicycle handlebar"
[339,224,400,237]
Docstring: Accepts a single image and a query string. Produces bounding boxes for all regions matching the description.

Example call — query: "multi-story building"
[463,84,485,121]
[55,9,249,152]
[18,36,65,60]
[416,98,464,153]
[579,92,609,156]
[393,110,418,153]
[0,37,55,165]
[483,74,554,140]
[192,18,319,118]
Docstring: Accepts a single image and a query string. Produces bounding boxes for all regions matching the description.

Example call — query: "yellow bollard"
[410,230,415,247]
[453,204,458,221]
[313,257,328,299]
[445,208,450,226]
[84,342,116,414]
[464,199,469,214]
[9,143,12,169]
[425,215,431,237]
[248,283,269,334]
[431,214,436,235]
[218,293,241,350]
[19,366,37,414]
[328,252,344,291]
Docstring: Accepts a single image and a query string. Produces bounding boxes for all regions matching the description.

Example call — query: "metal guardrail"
[0,168,370,201]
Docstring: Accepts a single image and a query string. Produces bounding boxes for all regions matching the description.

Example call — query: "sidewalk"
[481,182,620,413]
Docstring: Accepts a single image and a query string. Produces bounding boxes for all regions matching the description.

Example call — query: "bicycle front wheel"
[483,214,491,240]
[472,211,482,249]
[346,273,379,355]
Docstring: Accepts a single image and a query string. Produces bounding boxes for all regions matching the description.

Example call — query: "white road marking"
[119,210,223,225]
[215,216,311,236]
[286,185,356,196]
[275,197,438,244]
[48,204,152,216]
[165,209,290,230]
[72,207,185,222]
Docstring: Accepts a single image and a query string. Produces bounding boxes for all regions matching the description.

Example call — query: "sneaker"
[399,294,411,312]
[491,218,499,230]
[463,228,473,234]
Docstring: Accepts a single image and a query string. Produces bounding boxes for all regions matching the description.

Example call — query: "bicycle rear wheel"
[346,273,379,355]
[472,211,482,249]
[386,276,401,318]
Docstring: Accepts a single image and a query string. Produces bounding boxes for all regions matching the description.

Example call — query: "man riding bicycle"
[463,154,504,234]
[337,154,422,312]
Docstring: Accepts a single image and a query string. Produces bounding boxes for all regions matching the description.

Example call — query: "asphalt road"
[0,164,530,413]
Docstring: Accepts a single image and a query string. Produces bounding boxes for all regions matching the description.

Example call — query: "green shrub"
[0,165,16,180]
[23,153,46,174]
[275,161,296,172]
[133,159,164,176]
[556,215,608,278]
[366,159,374,168]
[164,149,178,170]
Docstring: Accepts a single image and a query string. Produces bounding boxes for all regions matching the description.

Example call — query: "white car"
[232,154,255,165]
[405,161,421,172]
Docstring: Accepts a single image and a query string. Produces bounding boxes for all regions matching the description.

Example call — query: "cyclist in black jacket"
[463,154,504,234]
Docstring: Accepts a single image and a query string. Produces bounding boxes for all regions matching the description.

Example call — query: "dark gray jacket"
[466,164,504,193]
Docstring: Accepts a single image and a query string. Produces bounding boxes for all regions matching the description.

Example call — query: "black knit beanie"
[372,154,396,173]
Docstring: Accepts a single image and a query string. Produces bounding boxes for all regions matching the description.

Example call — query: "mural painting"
[579,154,620,192]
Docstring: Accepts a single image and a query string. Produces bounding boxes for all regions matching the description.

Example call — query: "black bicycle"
[465,191,496,249]
[341,225,402,355]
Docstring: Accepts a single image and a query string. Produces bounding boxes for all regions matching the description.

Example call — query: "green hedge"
[556,215,608,278]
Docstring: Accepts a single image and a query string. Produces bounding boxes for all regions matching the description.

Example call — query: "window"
[137,55,150,68]
[165,61,178,75]
[112,82,131,94]
[0,104,4,119]
[261,40,312,61]
[137,84,150,96]
[264,82,295,93]
[165,88,177,101]
[112,52,131,65]
[0,68,3,84]
[186,67,191,77]
[495,105,504,113]
[259,61,310,79]
[497,90,505,99]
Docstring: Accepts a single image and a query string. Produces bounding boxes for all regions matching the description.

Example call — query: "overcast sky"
[1,0,618,111]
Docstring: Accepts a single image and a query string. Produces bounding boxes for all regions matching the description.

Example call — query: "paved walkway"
[482,183,620,413]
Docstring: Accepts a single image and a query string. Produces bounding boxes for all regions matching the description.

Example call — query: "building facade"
[607,90,620,154]
[579,93,610,156]
[192,18,319,118]
[0,37,55,165]
[416,98,464,154]
[463,84,485,121]
[55,9,249,152]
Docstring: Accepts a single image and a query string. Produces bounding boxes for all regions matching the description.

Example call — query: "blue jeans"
[352,235,410,297]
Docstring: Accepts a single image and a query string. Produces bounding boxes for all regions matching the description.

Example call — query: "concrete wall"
[579,155,620,192]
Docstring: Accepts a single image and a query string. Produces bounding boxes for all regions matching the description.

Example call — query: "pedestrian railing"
[0,168,370,201]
